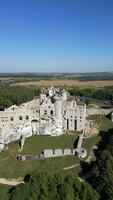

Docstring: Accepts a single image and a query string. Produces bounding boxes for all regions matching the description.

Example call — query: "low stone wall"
[17,154,40,161]
[17,146,88,161]
[43,148,76,158]
[17,148,77,161]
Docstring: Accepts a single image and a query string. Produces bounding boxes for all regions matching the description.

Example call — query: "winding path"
[62,163,80,170]
[0,163,92,185]
[0,178,24,186]
[0,129,96,186]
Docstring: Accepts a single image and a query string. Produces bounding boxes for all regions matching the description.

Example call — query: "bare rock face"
[0,140,4,152]
[85,119,99,136]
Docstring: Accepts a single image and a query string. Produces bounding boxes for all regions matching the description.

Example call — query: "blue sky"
[0,0,113,72]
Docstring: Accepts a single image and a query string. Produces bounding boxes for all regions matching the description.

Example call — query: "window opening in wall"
[50,110,53,115]
[26,116,29,120]
[67,119,69,130]
[11,117,14,121]
[19,116,22,120]
[74,119,77,131]
[44,110,47,115]
[64,110,66,115]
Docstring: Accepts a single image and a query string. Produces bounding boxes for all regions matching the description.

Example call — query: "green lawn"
[0,135,80,178]
[22,134,77,154]
[0,184,11,200]
[88,102,112,109]
[81,98,112,109]
[0,153,80,178]
[0,115,112,179]
[0,133,108,200]
[83,135,100,154]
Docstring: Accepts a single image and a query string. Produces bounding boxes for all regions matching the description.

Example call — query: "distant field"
[11,79,113,88]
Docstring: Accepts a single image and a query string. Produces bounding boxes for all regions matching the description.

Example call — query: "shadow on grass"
[73,137,79,149]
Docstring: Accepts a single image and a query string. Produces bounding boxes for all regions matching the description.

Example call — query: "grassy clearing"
[0,134,100,179]
[80,99,113,109]
[22,134,77,154]
[0,133,106,200]
[0,115,112,179]
[83,135,100,154]
[87,104,98,108]
[86,102,108,109]
[0,135,79,178]
[0,153,80,178]
[0,184,11,200]
[88,115,113,131]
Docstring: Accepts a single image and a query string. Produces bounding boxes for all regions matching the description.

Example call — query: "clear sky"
[0,0,113,72]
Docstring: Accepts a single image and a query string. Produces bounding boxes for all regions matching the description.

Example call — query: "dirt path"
[0,163,91,185]
[0,178,24,186]
[62,163,80,171]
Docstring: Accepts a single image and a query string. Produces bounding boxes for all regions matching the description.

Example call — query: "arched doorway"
[31,119,39,135]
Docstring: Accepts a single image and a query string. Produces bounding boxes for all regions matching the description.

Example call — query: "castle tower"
[55,98,62,120]
[39,93,46,104]
[48,87,55,97]
[62,90,67,101]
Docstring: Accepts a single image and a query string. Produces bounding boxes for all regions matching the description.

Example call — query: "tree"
[91,130,113,200]
[9,171,99,200]
[85,99,90,106]
[80,182,99,200]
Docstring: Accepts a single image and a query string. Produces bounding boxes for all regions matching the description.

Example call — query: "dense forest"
[9,171,99,200]
[0,86,40,110]
[0,86,113,110]
[89,129,113,200]
[68,87,113,103]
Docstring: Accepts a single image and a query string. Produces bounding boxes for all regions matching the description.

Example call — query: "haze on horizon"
[0,0,113,73]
